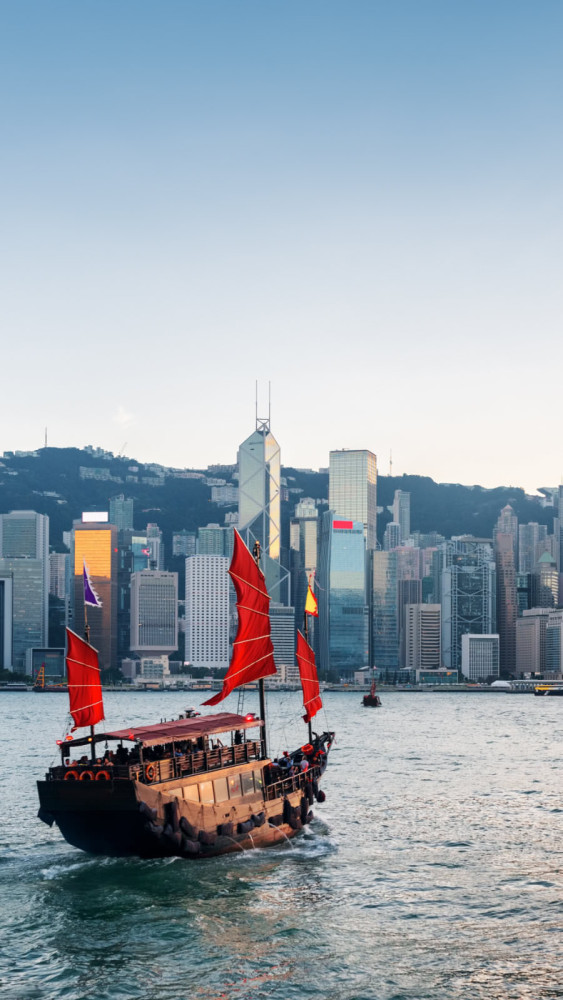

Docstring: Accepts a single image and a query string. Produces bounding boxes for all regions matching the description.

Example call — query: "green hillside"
[0,448,555,555]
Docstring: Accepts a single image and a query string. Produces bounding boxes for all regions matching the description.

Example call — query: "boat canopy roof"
[98,712,262,748]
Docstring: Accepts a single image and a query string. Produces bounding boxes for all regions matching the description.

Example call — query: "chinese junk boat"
[37,531,334,858]
[362,669,382,708]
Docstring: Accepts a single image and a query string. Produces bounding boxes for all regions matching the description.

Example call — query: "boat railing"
[46,739,265,783]
[263,764,321,802]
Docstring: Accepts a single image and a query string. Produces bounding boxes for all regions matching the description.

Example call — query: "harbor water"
[0,690,561,1000]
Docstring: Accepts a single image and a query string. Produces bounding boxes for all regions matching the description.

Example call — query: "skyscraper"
[531,551,558,608]
[146,523,164,570]
[269,605,296,667]
[238,414,287,600]
[392,490,411,543]
[518,522,547,574]
[185,555,229,668]
[440,540,496,671]
[290,498,318,644]
[494,505,518,563]
[0,573,13,669]
[516,608,550,675]
[405,604,441,671]
[71,517,118,672]
[197,524,233,557]
[545,609,563,676]
[383,522,401,551]
[495,532,517,677]
[461,634,500,682]
[130,570,178,655]
[371,551,399,673]
[109,494,134,531]
[318,514,369,678]
[0,510,49,669]
[329,450,377,550]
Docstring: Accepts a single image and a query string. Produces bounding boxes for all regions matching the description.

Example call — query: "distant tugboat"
[362,669,382,708]
[37,533,334,858]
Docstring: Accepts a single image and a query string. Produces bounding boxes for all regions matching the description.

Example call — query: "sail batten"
[296,630,323,724]
[202,530,277,707]
[65,628,105,731]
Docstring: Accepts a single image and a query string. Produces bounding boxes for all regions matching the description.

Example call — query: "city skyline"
[2,3,563,492]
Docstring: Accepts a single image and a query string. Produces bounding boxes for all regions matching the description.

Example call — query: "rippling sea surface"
[1,690,562,1000]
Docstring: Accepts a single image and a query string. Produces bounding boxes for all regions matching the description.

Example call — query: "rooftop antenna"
[44,427,48,449]
[389,449,393,476]
[255,379,258,429]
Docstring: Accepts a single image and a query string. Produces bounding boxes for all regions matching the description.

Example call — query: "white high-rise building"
[405,604,441,670]
[329,450,377,550]
[461,634,500,681]
[269,605,295,667]
[238,413,288,600]
[185,555,229,669]
[130,570,178,655]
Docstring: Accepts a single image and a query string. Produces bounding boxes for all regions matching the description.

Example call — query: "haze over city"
[3,1,563,491]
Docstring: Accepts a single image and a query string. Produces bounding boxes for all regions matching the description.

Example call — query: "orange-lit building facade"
[71,520,118,672]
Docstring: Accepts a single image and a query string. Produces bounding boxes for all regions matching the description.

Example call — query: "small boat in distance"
[32,663,68,693]
[362,669,382,708]
[37,532,334,858]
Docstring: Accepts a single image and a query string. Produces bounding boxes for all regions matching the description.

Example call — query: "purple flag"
[83,560,102,607]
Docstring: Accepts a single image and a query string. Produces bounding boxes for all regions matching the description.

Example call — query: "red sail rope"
[296,630,323,724]
[65,628,105,731]
[203,530,277,706]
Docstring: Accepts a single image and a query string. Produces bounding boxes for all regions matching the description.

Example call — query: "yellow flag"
[305,584,318,617]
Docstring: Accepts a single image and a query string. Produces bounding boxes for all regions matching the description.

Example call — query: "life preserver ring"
[95,770,111,781]
[80,770,95,781]
[64,769,79,781]
[145,763,156,782]
[301,743,313,755]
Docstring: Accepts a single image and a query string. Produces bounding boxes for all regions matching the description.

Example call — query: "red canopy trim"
[296,630,323,724]
[203,530,277,707]
[65,628,104,731]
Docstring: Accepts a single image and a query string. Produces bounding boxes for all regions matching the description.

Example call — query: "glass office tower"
[441,540,496,671]
[318,514,369,678]
[130,570,178,654]
[329,450,377,550]
[0,510,49,655]
[371,551,399,674]
[238,418,287,601]
[71,519,118,672]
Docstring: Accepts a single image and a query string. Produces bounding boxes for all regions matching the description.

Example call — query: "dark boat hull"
[37,770,319,859]
[362,696,382,707]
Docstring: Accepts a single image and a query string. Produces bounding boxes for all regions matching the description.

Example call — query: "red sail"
[296,630,323,724]
[203,530,277,706]
[66,628,105,731]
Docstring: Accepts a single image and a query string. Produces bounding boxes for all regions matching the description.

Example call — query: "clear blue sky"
[2,1,562,490]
